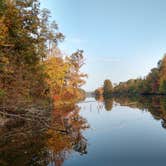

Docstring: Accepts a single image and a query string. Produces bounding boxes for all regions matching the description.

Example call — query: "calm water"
[1,96,166,166]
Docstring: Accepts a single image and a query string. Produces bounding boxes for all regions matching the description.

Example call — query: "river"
[1,96,166,166]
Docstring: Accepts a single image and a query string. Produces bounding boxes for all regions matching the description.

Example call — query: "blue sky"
[41,0,166,91]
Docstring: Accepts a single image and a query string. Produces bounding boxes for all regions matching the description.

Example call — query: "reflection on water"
[112,96,166,129]
[95,95,166,128]
[0,104,89,166]
[1,96,166,165]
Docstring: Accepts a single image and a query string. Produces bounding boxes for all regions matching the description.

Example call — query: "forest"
[0,2,88,164]
[0,0,87,108]
[95,55,166,96]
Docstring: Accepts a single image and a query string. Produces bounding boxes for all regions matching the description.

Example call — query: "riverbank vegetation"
[95,55,166,97]
[0,0,87,109]
[0,2,88,162]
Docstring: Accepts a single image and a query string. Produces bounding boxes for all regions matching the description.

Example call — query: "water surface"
[1,96,166,166]
[65,96,166,166]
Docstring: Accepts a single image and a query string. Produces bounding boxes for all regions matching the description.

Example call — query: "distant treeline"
[95,55,166,96]
[0,0,87,106]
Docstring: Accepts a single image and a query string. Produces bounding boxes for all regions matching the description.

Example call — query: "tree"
[159,55,166,94]
[111,54,166,95]
[95,87,103,96]
[103,79,113,96]
[66,50,87,97]
[0,0,66,102]
[0,0,87,106]
[44,55,68,97]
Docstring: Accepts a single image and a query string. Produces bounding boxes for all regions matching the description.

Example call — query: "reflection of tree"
[0,119,50,166]
[161,120,166,129]
[95,95,104,102]
[113,96,166,129]
[47,104,89,165]
[73,134,87,155]
[104,99,113,111]
[95,96,113,111]
[0,103,89,166]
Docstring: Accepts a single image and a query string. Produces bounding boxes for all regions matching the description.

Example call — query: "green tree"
[103,79,113,95]
[159,55,166,94]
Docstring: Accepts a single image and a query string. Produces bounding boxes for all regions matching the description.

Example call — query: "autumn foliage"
[95,55,166,96]
[0,0,86,105]
[113,55,166,95]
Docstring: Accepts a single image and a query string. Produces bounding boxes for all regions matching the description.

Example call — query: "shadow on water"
[0,103,89,166]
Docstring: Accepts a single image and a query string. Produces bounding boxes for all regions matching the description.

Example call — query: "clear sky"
[41,0,166,91]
